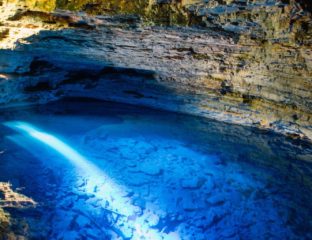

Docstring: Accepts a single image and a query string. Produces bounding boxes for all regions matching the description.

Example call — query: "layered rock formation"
[0,0,311,140]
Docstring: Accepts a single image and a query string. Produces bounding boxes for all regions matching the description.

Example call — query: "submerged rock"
[206,194,226,207]
[180,177,206,189]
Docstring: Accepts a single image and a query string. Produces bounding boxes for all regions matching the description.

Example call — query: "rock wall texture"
[0,182,37,238]
[0,0,311,139]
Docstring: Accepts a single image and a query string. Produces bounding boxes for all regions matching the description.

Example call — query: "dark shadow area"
[0,25,216,118]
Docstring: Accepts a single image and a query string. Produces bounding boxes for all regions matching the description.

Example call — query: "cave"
[0,0,311,239]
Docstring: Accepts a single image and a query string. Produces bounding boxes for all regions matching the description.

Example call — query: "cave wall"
[0,0,311,139]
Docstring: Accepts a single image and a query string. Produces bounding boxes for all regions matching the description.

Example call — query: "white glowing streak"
[10,122,91,169]
[0,74,9,80]
[4,121,134,216]
[4,121,181,239]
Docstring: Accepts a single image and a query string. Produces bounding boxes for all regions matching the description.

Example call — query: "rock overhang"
[0,0,311,140]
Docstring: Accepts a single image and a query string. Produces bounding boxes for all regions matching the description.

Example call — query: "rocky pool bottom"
[0,98,311,240]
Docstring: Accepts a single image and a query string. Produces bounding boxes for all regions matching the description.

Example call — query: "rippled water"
[0,98,312,240]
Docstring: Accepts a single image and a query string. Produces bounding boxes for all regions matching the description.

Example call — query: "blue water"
[0,98,312,240]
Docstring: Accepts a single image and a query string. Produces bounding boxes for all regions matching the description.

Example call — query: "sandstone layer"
[0,0,311,140]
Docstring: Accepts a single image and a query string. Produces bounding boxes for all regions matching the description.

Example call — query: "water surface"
[0,98,312,239]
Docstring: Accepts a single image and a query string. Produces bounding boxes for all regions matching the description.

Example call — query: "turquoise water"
[0,98,312,239]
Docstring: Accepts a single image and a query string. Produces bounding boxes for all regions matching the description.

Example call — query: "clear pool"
[0,98,312,240]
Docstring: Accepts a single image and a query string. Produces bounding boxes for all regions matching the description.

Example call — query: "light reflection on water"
[0,98,311,239]
[5,121,178,239]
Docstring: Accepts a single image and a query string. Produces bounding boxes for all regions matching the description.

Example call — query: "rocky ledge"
[0,182,37,239]
[0,0,311,140]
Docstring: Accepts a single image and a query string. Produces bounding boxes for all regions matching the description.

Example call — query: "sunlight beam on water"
[7,121,90,166]
[4,121,133,216]
[4,121,181,240]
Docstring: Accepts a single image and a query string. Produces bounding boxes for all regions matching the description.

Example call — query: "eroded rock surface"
[0,182,36,239]
[0,0,311,140]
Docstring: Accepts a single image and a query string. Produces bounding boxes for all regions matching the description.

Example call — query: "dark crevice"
[24,81,55,92]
